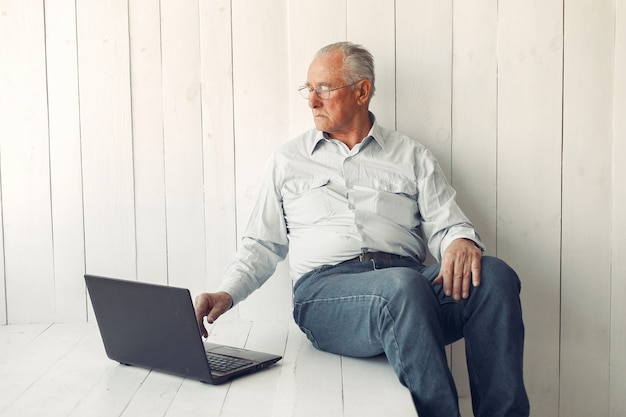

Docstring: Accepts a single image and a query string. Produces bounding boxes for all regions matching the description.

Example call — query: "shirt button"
[356,224,364,229]
[348,204,355,210]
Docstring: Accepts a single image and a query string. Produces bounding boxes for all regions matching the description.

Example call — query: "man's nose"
[308,92,321,108]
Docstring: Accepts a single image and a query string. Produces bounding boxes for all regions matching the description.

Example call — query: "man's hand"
[433,238,482,300]
[194,292,233,337]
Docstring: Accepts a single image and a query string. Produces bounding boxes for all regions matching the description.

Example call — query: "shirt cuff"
[439,227,485,259]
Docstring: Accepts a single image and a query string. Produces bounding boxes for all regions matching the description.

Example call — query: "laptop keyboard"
[206,353,253,373]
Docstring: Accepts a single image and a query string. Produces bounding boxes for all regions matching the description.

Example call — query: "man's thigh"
[292,261,437,357]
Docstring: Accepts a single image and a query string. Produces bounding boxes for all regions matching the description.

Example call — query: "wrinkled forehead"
[306,51,345,86]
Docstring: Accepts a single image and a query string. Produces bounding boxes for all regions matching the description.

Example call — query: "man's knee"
[478,256,522,298]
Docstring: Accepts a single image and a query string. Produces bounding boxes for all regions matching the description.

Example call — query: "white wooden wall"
[0,1,624,416]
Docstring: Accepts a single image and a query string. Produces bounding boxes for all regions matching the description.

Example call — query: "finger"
[206,308,221,324]
[462,258,472,299]
[452,267,464,300]
[196,315,208,337]
[433,273,443,285]
[440,265,453,297]
[197,317,208,338]
[206,294,232,324]
[194,294,210,337]
[449,250,467,300]
[472,256,482,287]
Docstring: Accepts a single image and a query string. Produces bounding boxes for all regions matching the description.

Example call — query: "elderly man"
[195,42,530,417]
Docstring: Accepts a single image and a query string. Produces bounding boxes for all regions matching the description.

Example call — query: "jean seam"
[382,304,416,396]
[296,293,389,304]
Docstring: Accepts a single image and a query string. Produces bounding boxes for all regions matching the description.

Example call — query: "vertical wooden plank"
[610,3,626,416]
[450,1,498,413]
[45,0,86,322]
[77,0,136,282]
[497,1,563,416]
[231,0,292,321]
[452,0,498,254]
[198,0,237,293]
[128,0,167,286]
[286,0,347,138]
[0,0,55,324]
[347,0,396,129]
[1,2,9,324]
[160,0,206,293]
[396,0,453,177]
[561,1,614,415]
[0,183,5,325]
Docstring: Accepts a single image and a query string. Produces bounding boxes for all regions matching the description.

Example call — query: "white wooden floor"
[0,320,418,417]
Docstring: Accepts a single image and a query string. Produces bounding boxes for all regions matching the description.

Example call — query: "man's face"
[305,50,361,136]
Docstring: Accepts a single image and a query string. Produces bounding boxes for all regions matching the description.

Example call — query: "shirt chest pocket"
[366,175,417,197]
[362,174,420,227]
[281,177,332,225]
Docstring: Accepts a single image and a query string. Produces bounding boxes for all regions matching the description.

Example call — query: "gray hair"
[315,42,376,98]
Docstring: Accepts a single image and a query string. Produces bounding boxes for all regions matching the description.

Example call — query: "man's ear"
[355,80,372,105]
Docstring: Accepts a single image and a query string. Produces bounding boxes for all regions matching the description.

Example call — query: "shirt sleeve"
[416,148,485,261]
[216,153,289,305]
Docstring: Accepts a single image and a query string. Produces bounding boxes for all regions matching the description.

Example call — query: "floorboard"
[0,322,416,417]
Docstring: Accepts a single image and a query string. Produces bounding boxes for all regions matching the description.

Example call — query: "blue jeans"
[292,256,530,417]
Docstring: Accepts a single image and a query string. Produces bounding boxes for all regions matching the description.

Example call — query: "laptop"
[84,274,282,384]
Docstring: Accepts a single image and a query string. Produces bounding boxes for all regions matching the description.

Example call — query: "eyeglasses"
[298,82,359,99]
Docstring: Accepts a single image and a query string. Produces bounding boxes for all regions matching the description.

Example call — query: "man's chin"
[313,120,327,132]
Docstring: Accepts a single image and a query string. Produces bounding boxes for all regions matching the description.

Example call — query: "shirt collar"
[308,112,388,155]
